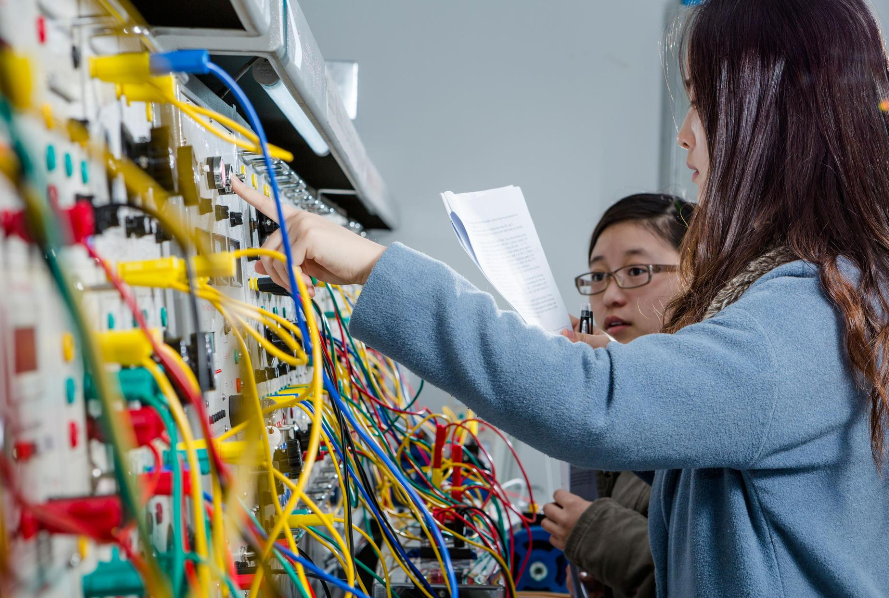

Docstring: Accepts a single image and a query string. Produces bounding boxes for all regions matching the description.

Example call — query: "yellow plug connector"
[178,439,251,463]
[98,329,162,366]
[288,513,332,529]
[89,53,152,84]
[118,255,236,288]
[0,50,34,109]
[115,76,177,105]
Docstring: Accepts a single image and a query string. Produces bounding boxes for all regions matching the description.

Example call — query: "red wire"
[0,453,157,588]
[459,418,537,515]
[356,385,427,417]
[317,288,536,584]
[144,442,164,499]
[439,426,534,580]
[437,506,503,556]
[83,241,230,487]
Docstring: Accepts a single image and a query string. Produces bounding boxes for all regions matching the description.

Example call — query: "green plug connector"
[82,551,145,598]
[164,447,210,475]
[85,368,160,403]
[117,367,160,402]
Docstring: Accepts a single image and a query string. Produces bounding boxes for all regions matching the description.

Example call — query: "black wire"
[313,301,357,569]
[321,333,437,594]
[311,300,436,596]
[218,57,260,101]
[347,419,439,596]
[299,548,334,598]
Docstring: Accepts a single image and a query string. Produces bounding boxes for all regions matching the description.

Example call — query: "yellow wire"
[152,345,230,592]
[302,526,367,595]
[291,399,437,598]
[248,251,324,598]
[171,98,293,162]
[447,526,517,595]
[334,518,393,598]
[141,358,210,598]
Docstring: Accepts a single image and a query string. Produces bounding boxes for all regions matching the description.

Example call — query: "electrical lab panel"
[0,1,346,595]
[0,2,519,598]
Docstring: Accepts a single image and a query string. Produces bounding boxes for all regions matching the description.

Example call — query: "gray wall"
[301,0,889,498]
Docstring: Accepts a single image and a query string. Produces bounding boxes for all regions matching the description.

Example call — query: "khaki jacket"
[564,471,655,598]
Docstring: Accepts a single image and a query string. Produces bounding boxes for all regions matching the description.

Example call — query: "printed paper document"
[441,185,572,334]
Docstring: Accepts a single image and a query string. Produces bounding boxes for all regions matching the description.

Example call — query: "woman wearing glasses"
[543,194,693,598]
[236,0,889,593]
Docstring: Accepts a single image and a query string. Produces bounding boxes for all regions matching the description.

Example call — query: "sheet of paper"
[441,185,572,334]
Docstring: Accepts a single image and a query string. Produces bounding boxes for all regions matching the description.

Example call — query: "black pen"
[579,303,592,334]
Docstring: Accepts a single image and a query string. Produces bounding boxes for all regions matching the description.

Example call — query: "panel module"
[0,2,534,598]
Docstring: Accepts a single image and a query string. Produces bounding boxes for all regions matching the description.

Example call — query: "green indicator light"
[46,145,56,171]
[81,160,89,183]
[107,313,115,330]
[64,153,73,177]
[65,378,76,404]
[282,307,287,318]
[272,307,278,315]
[234,350,240,364]
[160,307,168,327]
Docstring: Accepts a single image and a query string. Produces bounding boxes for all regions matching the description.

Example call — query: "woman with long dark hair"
[235,0,889,594]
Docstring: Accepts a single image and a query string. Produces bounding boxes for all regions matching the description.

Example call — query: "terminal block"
[165,332,217,392]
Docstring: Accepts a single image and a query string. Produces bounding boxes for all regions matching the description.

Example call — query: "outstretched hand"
[232,177,386,295]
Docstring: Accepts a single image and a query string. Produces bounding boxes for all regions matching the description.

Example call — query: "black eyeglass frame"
[574,264,679,295]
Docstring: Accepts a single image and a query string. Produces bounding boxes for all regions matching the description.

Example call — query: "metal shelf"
[140,0,398,229]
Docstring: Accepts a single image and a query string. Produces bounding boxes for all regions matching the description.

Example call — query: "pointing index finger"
[231,176,294,223]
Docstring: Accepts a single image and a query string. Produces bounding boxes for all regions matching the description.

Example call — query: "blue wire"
[247,518,373,598]
[205,61,311,351]
[289,402,441,595]
[205,60,457,597]
[323,372,460,596]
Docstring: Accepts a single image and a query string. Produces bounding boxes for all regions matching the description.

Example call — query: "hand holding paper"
[441,186,572,334]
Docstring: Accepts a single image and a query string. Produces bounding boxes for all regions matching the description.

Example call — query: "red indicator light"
[36,16,46,44]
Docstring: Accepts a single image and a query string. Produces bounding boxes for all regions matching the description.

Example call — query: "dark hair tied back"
[588,193,696,263]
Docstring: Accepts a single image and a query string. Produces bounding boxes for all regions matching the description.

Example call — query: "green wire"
[239,499,311,598]
[307,527,399,597]
[0,100,167,594]
[326,284,424,409]
[140,392,186,597]
[182,553,240,597]
[319,285,510,578]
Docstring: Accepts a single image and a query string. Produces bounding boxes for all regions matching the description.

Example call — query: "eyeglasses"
[574,264,678,296]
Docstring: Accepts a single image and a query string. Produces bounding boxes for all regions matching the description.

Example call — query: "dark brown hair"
[588,193,695,263]
[664,0,889,465]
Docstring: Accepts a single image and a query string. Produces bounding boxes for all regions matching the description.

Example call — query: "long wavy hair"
[663,0,889,465]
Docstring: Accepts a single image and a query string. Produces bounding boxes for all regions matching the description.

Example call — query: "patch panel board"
[0,2,533,597]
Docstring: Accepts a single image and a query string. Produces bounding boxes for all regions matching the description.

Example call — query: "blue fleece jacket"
[349,243,889,598]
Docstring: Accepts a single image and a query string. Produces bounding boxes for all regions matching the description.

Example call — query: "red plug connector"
[451,444,464,501]
[88,407,164,447]
[1,200,95,244]
[139,470,193,497]
[19,495,122,542]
